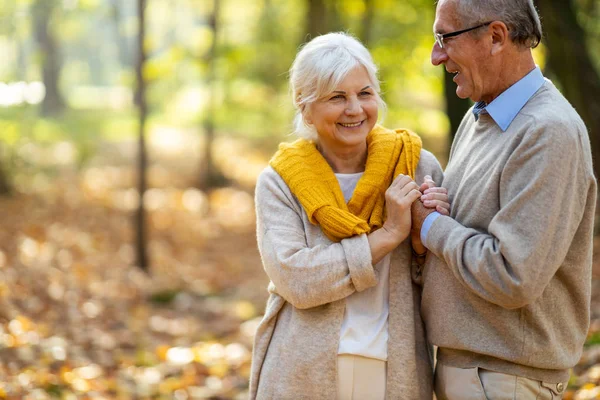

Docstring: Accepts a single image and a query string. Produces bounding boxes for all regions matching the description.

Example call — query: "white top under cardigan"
[335,172,390,361]
[249,149,444,400]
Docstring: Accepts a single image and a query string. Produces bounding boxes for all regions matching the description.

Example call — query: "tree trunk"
[306,0,327,41]
[135,0,149,271]
[0,163,10,196]
[536,0,600,181]
[31,0,66,116]
[360,0,375,46]
[199,0,227,190]
[443,70,471,157]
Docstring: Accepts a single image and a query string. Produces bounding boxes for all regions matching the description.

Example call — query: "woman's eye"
[329,95,344,100]
[359,91,373,97]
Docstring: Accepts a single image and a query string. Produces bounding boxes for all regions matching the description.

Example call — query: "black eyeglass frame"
[434,21,493,48]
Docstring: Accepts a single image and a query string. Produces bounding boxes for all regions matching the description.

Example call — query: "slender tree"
[304,0,342,43]
[536,0,600,182]
[135,0,149,271]
[360,0,375,46]
[306,0,327,41]
[31,0,66,116]
[0,163,10,196]
[199,0,227,189]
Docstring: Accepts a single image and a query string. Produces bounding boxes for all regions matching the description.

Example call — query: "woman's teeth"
[339,122,362,127]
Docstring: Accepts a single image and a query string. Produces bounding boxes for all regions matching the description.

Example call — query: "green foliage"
[0,0,597,165]
[43,383,64,397]
[586,331,600,347]
[149,289,181,305]
[135,347,159,367]
[574,0,600,70]
[0,106,138,173]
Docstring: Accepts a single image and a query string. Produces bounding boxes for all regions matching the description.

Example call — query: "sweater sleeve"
[411,149,444,285]
[424,122,593,309]
[255,167,377,310]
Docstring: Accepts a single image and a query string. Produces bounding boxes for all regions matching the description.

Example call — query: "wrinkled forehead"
[433,0,461,33]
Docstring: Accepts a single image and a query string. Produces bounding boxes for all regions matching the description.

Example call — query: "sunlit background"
[0,0,599,399]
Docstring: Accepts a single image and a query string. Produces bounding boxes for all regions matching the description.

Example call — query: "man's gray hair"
[455,0,542,48]
[289,32,386,141]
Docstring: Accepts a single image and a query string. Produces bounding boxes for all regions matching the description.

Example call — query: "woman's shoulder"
[256,165,297,204]
[257,165,285,191]
[416,149,444,185]
[418,149,442,169]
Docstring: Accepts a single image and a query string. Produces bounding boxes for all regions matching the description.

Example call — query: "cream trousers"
[434,362,566,400]
[337,354,387,400]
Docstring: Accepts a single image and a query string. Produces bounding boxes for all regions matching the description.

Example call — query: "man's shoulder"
[522,80,586,130]
[513,81,594,173]
[509,80,586,149]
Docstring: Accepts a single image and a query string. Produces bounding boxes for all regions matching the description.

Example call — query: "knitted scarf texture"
[269,125,422,242]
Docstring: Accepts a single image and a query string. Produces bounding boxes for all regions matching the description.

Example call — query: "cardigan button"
[556,382,564,393]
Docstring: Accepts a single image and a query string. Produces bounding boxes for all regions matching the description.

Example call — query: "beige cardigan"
[249,150,443,399]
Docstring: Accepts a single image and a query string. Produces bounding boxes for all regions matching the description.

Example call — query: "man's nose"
[431,42,448,66]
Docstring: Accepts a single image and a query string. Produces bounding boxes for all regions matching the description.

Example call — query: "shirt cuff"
[421,211,441,244]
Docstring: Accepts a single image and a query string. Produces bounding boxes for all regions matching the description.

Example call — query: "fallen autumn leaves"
[0,136,270,399]
[0,136,599,399]
[0,183,268,399]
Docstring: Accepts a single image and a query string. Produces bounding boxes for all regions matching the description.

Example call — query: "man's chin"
[455,88,473,101]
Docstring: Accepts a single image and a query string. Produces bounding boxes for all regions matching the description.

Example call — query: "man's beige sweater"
[422,80,597,383]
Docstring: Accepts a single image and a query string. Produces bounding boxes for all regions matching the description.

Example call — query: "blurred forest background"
[0,0,599,399]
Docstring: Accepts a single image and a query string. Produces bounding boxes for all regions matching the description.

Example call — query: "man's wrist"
[420,211,442,244]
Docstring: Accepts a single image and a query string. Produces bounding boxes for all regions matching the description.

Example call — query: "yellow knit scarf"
[269,125,422,242]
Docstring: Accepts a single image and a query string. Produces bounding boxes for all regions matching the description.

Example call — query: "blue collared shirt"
[473,66,545,131]
[421,67,545,244]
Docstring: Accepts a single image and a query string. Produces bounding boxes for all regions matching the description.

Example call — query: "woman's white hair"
[289,32,387,141]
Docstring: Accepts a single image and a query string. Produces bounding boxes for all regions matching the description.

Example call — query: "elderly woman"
[249,32,449,400]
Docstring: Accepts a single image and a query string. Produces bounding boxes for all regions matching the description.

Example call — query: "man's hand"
[419,175,450,215]
[411,175,448,255]
[410,199,435,255]
[412,200,435,235]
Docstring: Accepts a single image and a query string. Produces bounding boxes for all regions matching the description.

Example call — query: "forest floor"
[0,133,599,399]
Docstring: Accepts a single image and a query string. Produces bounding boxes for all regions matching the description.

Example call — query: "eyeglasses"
[434,21,493,49]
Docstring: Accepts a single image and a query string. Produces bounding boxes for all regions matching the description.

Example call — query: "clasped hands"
[381,174,449,249]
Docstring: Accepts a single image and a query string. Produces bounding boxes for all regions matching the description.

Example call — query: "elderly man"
[412,0,597,398]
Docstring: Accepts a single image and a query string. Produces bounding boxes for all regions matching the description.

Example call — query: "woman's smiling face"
[304,65,379,154]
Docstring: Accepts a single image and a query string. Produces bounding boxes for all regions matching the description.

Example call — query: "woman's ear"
[302,106,312,125]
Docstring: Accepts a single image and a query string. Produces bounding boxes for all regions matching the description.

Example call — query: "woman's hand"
[368,174,421,265]
[382,174,422,242]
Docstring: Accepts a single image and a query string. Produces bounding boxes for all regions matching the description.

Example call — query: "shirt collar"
[472,66,545,131]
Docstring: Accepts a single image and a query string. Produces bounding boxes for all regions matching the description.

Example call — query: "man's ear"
[490,21,509,55]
